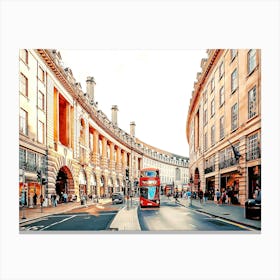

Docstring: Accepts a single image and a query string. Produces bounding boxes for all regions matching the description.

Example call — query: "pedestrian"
[215,189,221,205]
[33,192,37,207]
[53,194,57,207]
[204,190,209,203]
[174,191,179,203]
[227,187,233,205]
[63,192,68,203]
[221,189,227,204]
[253,184,260,200]
[198,190,203,204]
[40,194,44,207]
[187,190,191,200]
[254,185,261,203]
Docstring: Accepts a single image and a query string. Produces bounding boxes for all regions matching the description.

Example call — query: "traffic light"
[37,170,42,182]
[125,168,129,180]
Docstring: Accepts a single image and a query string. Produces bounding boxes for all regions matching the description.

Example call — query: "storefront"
[205,176,215,200]
[19,181,42,207]
[248,165,261,199]
[220,171,240,204]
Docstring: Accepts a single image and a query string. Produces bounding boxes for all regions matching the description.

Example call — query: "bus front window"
[140,187,148,199]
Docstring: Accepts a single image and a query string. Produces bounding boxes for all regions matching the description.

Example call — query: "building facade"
[186,49,261,205]
[19,49,189,206]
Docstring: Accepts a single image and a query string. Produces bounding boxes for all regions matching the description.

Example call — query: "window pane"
[220,116,224,139]
[231,69,237,92]
[231,49,237,60]
[231,103,238,130]
[20,49,28,64]
[248,49,256,73]
[248,86,257,119]
[38,91,44,110]
[20,108,27,134]
[219,86,224,106]
[20,73,28,96]
[247,134,258,160]
[38,66,45,82]
[38,121,44,143]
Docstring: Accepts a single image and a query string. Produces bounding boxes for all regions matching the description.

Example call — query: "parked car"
[112,193,124,204]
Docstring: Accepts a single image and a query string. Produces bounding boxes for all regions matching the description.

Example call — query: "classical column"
[66,102,70,147]
[109,142,115,170]
[122,150,127,172]
[101,137,108,168]
[53,89,60,149]
[116,146,122,172]
[93,130,99,165]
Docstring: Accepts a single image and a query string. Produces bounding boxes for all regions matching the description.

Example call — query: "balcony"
[204,165,215,174]
[219,157,237,170]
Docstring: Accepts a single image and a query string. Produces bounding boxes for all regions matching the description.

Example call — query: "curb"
[19,200,112,225]
[177,201,261,230]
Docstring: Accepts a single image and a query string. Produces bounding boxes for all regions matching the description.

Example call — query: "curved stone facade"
[19,49,189,205]
[186,49,261,205]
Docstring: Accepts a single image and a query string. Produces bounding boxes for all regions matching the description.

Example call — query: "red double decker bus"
[139,168,160,208]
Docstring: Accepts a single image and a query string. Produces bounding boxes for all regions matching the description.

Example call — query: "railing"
[219,157,237,170]
[204,165,215,174]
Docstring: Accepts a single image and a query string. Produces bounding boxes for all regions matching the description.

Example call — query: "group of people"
[169,187,241,205]
[50,192,70,207]
[32,193,44,207]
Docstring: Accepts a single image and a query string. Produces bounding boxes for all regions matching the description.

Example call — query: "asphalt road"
[19,203,123,232]
[138,197,253,232]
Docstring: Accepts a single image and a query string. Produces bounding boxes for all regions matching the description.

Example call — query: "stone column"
[93,130,99,165]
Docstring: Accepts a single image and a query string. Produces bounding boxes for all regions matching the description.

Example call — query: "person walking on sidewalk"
[33,193,37,207]
[198,190,203,204]
[204,189,209,203]
[174,191,179,203]
[215,189,221,205]
[227,187,233,205]
[40,194,44,207]
[52,194,57,207]
[221,189,227,204]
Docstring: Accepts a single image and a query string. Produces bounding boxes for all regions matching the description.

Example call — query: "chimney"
[86,76,96,103]
[130,121,136,137]
[111,105,118,126]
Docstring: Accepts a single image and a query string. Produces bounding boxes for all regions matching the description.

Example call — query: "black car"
[112,193,124,204]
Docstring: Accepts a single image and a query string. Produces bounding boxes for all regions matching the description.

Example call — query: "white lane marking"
[40,215,77,231]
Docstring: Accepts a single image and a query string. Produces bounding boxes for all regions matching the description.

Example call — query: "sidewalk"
[177,197,261,230]
[19,198,112,224]
[109,202,141,231]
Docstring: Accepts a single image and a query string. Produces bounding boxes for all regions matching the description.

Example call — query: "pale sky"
[60,49,207,157]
